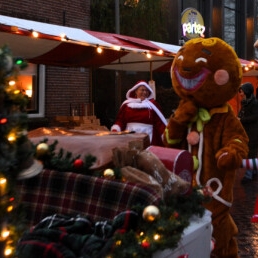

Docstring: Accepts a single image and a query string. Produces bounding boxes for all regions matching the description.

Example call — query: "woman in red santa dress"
[111,81,167,146]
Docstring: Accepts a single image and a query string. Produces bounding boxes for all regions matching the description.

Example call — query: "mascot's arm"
[215,114,249,170]
[173,99,198,124]
[163,99,198,147]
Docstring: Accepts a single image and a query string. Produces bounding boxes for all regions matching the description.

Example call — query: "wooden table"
[28,127,150,170]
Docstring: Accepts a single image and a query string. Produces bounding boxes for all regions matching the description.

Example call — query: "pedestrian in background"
[238,82,258,183]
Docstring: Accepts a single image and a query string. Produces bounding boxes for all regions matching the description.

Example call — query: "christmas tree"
[0,45,42,257]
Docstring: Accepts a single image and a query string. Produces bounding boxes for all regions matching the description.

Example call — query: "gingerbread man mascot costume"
[163,37,249,258]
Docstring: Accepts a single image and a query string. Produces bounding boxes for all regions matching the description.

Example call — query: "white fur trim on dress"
[121,98,167,126]
[127,99,152,109]
[111,124,121,132]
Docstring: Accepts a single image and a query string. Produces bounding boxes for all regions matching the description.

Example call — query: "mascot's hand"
[216,147,241,170]
[173,99,198,125]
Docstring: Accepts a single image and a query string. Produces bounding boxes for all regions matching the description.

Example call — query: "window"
[16,64,45,118]
[224,0,236,49]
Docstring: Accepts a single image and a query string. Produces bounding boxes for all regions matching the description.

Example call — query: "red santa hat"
[126,81,154,99]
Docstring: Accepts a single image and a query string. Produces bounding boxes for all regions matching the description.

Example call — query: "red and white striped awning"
[0,15,180,72]
[0,15,255,72]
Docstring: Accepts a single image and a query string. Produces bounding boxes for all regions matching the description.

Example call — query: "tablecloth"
[28,127,150,169]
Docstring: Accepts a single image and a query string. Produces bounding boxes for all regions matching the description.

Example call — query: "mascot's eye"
[177,55,184,61]
[195,57,207,63]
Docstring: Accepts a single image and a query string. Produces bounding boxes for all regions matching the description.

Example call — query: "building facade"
[0,0,257,129]
[167,0,257,61]
[0,0,91,127]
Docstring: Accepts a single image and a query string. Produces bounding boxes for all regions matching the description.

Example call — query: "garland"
[32,140,211,257]
[110,187,210,257]
[33,138,96,174]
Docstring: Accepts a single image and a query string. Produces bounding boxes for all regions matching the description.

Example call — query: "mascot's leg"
[211,209,239,258]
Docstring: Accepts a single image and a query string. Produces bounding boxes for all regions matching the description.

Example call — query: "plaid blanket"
[16,211,139,258]
[16,169,161,226]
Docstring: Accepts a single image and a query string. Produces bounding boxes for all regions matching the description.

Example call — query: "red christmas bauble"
[73,159,84,169]
[141,240,150,249]
[173,211,179,219]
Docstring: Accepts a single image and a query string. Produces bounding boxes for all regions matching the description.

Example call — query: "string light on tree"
[0,45,30,257]
[0,177,7,196]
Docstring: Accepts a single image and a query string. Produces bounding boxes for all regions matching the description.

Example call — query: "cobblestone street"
[231,168,258,257]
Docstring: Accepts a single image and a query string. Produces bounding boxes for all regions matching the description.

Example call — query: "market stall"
[0,14,255,72]
[4,15,250,258]
[0,14,179,72]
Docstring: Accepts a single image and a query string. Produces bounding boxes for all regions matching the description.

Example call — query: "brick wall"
[0,1,90,28]
[45,66,89,118]
[0,0,91,120]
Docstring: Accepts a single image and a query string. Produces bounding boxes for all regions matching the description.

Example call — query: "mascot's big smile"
[173,66,211,91]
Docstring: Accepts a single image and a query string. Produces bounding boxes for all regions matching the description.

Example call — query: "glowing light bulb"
[97,47,103,53]
[32,30,39,37]
[8,80,15,86]
[1,229,10,239]
[146,53,151,58]
[153,234,161,240]
[7,133,16,143]
[7,206,13,212]
[60,33,68,41]
[4,246,12,256]
[115,240,122,246]
[0,177,7,197]
[113,45,121,51]
[0,178,6,185]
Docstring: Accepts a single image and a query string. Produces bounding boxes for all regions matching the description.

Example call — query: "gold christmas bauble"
[36,143,49,157]
[142,205,160,222]
[103,168,115,178]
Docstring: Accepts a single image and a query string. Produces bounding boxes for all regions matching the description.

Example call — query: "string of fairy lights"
[2,21,256,71]
[0,45,29,257]
[242,60,258,73]
[1,24,171,61]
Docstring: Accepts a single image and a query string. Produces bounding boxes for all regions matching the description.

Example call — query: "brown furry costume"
[163,37,249,258]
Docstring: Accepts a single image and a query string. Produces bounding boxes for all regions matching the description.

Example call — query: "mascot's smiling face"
[171,37,242,109]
